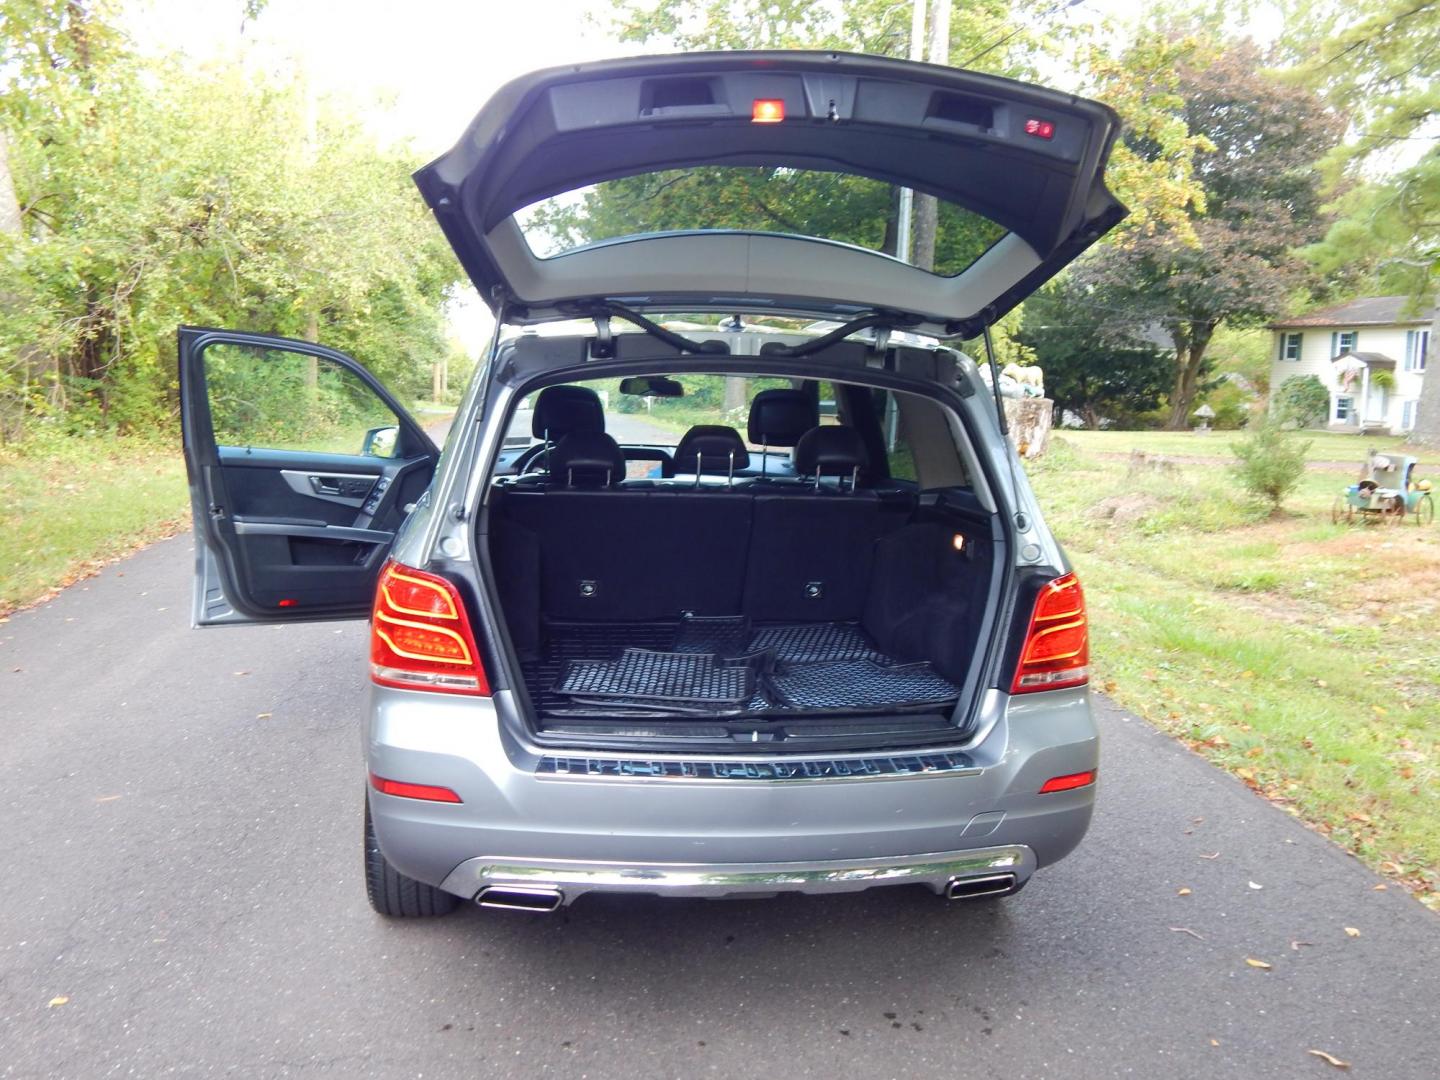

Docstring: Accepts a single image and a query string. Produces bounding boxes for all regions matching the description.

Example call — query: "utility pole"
[912,1,950,272]
[894,0,926,264]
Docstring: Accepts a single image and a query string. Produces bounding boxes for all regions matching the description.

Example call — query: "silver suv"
[179,51,1123,916]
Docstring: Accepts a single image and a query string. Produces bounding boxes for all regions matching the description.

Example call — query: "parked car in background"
[179,51,1126,917]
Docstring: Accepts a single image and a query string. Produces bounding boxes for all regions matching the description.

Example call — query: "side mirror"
[362,425,399,458]
[619,376,684,398]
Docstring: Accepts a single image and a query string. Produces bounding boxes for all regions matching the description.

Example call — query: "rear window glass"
[517,167,1007,277]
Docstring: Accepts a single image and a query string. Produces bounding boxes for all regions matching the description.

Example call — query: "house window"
[1279,332,1303,361]
[1402,400,1417,430]
[1334,395,1353,421]
[1330,330,1357,358]
[1405,329,1429,372]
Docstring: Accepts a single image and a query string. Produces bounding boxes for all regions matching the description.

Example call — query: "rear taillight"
[370,561,490,696]
[1011,572,1089,693]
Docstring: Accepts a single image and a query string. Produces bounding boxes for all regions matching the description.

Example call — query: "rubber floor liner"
[555,648,766,704]
[674,614,752,655]
[749,622,885,663]
[766,660,961,710]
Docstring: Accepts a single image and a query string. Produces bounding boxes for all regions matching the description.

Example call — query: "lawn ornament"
[1332,451,1434,525]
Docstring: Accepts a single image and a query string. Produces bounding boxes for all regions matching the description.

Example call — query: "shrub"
[1272,375,1329,429]
[1230,420,1311,511]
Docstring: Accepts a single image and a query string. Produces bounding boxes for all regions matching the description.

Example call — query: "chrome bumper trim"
[439,844,1036,904]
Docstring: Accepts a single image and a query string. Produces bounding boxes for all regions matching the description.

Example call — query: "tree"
[1016,277,1173,429]
[1077,39,1345,430]
[1231,419,1310,511]
[0,0,459,437]
[1272,374,1330,429]
[1287,0,1439,446]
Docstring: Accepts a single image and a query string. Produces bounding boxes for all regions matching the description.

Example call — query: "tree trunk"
[1165,323,1216,430]
[1409,315,1440,447]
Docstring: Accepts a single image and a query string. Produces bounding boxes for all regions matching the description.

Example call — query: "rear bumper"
[366,685,1097,899]
[442,844,1034,905]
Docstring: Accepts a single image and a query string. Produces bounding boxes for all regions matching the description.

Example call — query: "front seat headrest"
[747,389,818,448]
[793,426,869,483]
[673,425,750,474]
[532,385,605,441]
[549,431,625,487]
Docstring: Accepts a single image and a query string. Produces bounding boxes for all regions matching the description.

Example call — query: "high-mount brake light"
[751,98,785,123]
[1024,117,1055,139]
[370,561,490,696]
[1011,572,1089,693]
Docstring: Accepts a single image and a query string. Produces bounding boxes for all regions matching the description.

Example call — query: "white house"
[1269,296,1432,434]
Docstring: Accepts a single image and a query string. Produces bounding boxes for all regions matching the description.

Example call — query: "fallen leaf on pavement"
[256,713,272,719]
[1177,887,1192,896]
[1244,957,1272,970]
[1200,852,1221,859]
[1373,884,1387,891]
[1210,1038,1220,1047]
[48,996,68,1007]
[94,795,122,803]
[1306,1049,1350,1069]
[1343,927,1360,938]
[233,670,250,677]
[1248,881,1263,890]
[1291,940,1313,950]
[1170,927,1204,940]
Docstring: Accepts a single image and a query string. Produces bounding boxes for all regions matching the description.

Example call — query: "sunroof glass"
[516,167,1007,278]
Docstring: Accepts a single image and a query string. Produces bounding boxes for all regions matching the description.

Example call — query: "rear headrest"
[792,426,869,481]
[532,385,605,441]
[673,425,750,474]
[748,389,818,447]
[549,431,625,487]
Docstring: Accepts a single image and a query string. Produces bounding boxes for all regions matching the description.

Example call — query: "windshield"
[517,167,1008,277]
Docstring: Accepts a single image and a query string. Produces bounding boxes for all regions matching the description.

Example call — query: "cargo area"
[487,480,997,738]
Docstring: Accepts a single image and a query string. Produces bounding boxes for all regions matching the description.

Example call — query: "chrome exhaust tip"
[475,885,563,913]
[945,873,1018,900]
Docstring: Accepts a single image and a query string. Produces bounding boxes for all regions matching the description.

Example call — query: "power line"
[960,0,1089,68]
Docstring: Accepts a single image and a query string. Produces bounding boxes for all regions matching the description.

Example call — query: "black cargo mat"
[526,619,962,718]
[555,649,767,704]
[767,659,961,710]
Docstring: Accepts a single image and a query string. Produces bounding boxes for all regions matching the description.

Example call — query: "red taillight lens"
[369,772,463,803]
[1011,572,1089,693]
[1024,117,1055,139]
[1039,770,1095,794]
[752,98,785,123]
[370,561,490,696]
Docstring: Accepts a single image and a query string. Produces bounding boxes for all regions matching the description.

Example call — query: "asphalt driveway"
[1,535,1436,1079]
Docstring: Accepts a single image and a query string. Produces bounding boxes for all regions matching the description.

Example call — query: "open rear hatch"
[415,51,1127,338]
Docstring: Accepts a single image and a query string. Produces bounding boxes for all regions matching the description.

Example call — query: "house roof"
[1333,350,1396,369]
[1270,295,1435,329]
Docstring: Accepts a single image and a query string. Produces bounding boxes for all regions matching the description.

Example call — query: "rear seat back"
[499,489,752,621]
[493,422,913,626]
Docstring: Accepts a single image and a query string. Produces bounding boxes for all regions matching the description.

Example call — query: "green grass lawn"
[1063,427,1423,462]
[0,438,190,614]
[1029,435,1439,909]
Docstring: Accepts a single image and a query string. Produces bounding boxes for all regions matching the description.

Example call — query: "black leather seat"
[748,389,818,448]
[513,385,608,476]
[549,431,625,488]
[673,425,750,476]
[792,425,870,489]
[531,385,605,441]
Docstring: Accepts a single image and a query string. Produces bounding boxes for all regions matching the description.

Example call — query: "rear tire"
[364,798,458,917]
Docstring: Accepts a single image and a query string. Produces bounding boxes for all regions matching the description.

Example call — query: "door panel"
[179,327,439,625]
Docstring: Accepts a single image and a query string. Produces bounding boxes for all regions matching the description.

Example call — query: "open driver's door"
[178,326,440,625]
